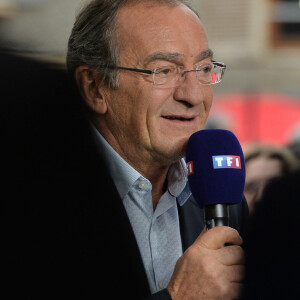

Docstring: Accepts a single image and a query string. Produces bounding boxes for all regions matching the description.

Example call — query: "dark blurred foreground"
[242,167,300,299]
[1,48,83,180]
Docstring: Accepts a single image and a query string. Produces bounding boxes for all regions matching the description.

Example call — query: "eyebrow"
[195,49,214,62]
[144,52,184,65]
[144,48,214,65]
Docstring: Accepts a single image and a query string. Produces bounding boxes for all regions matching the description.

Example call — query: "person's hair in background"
[287,140,300,164]
[244,143,298,214]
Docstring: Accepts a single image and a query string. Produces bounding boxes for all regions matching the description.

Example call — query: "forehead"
[115,2,210,64]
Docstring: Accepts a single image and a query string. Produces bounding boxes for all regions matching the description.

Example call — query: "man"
[1,0,248,299]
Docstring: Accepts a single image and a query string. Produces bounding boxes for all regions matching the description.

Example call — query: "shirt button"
[158,280,164,289]
[138,181,148,189]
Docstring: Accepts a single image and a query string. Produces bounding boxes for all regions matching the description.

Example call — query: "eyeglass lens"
[153,63,225,87]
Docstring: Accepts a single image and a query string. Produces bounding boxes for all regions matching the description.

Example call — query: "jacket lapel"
[178,195,205,251]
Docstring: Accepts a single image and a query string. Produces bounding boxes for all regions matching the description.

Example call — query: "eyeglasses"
[99,61,226,87]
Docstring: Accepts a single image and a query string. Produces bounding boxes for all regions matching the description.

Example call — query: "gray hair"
[66,0,194,89]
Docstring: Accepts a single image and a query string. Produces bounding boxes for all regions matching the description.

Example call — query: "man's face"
[99,3,213,170]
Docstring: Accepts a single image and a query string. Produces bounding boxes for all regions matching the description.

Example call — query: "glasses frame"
[98,60,226,86]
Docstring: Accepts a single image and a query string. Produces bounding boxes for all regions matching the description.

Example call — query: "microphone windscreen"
[185,129,245,208]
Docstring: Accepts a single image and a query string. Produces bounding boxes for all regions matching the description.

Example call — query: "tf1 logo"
[212,155,241,169]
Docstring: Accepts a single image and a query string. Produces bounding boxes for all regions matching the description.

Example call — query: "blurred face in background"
[244,156,283,214]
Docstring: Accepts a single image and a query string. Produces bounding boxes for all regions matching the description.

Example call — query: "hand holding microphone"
[167,226,244,300]
[167,129,246,300]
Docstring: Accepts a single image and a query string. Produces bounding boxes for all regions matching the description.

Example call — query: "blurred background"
[195,0,300,154]
[0,0,299,152]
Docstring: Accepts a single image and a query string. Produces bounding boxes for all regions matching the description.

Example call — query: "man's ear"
[74,65,108,114]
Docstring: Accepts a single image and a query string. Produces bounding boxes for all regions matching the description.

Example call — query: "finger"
[226,265,245,283]
[217,245,245,266]
[198,225,207,238]
[195,226,243,250]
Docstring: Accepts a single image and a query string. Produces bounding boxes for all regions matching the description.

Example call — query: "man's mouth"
[163,116,194,121]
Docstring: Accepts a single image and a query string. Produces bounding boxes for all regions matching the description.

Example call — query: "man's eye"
[155,66,176,76]
[195,63,213,74]
[203,67,212,73]
[201,65,213,74]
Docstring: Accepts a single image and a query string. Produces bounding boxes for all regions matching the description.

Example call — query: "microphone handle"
[205,204,229,230]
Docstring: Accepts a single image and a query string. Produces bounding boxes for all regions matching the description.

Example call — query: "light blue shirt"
[90,124,191,293]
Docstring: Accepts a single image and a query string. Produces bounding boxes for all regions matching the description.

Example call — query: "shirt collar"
[167,159,190,206]
[90,123,140,199]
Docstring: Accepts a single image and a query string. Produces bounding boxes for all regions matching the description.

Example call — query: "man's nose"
[173,71,209,106]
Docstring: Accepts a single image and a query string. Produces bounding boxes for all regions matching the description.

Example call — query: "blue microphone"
[186,129,245,230]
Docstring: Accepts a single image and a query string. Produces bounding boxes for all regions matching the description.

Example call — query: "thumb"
[194,226,243,250]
